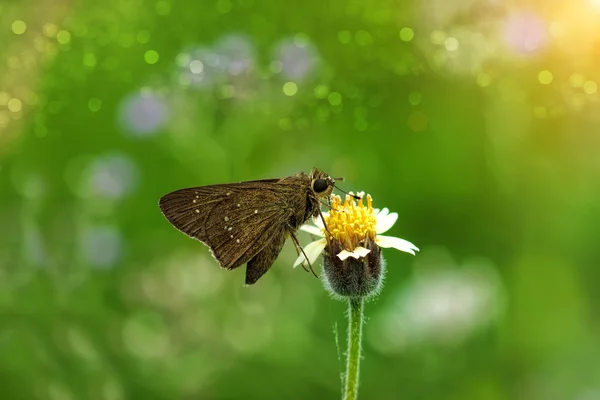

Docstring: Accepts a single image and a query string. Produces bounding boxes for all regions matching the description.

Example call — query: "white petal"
[375,235,419,255]
[376,212,398,234]
[313,213,329,229]
[377,208,390,219]
[352,246,371,258]
[300,224,325,237]
[293,238,327,268]
[337,246,371,261]
[337,250,353,261]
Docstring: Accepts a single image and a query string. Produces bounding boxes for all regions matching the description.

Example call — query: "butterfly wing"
[159,180,293,270]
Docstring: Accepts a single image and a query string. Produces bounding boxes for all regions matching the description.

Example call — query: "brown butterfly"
[158,168,337,284]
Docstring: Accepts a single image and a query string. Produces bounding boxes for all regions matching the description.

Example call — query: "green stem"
[343,297,364,400]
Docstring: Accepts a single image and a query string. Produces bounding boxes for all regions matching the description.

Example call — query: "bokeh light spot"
[408,91,422,105]
[56,30,71,44]
[583,80,598,94]
[314,84,329,99]
[408,110,428,132]
[477,73,492,87]
[355,30,373,46]
[444,37,459,51]
[175,52,190,67]
[503,12,547,54]
[269,60,283,73]
[83,53,96,67]
[144,50,159,64]
[283,82,298,96]
[328,92,342,106]
[430,30,447,45]
[316,105,330,121]
[88,98,102,112]
[35,124,47,137]
[11,169,45,199]
[570,73,585,87]
[0,111,9,126]
[355,119,368,131]
[137,30,151,44]
[338,30,352,44]
[175,46,224,88]
[11,20,27,35]
[538,70,553,85]
[155,0,171,16]
[278,118,292,130]
[42,23,58,38]
[219,84,235,99]
[399,27,414,42]
[7,98,22,113]
[189,60,204,74]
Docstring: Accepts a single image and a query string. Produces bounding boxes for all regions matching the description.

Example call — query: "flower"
[294,192,419,299]
[293,192,419,268]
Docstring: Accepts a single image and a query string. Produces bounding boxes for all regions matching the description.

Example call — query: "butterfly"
[158,168,337,284]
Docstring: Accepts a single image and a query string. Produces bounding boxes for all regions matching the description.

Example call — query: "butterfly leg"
[317,208,332,237]
[289,231,319,279]
[290,234,311,273]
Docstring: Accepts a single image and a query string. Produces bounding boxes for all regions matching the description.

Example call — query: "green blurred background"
[2,0,600,399]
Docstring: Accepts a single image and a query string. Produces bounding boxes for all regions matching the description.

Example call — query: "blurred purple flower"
[24,226,47,267]
[118,91,169,136]
[80,225,123,269]
[175,34,255,92]
[503,11,548,54]
[86,153,138,200]
[215,34,255,76]
[368,249,503,351]
[273,36,320,82]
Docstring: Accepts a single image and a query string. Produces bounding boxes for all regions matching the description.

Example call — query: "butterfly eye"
[312,178,328,193]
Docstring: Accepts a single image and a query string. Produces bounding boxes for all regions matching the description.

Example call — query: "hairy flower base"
[322,239,386,300]
[294,192,418,299]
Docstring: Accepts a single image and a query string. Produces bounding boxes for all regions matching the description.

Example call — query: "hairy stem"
[343,297,364,400]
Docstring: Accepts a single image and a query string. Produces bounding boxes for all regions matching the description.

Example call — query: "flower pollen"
[325,193,376,251]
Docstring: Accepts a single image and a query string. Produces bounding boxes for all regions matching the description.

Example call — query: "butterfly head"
[309,168,336,199]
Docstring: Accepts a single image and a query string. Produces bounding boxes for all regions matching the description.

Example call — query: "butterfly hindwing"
[245,225,288,284]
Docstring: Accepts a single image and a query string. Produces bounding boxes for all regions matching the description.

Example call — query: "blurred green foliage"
[1,0,600,399]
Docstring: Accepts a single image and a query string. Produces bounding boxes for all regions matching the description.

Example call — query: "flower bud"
[321,237,386,300]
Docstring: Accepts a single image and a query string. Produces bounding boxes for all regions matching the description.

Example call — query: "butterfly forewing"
[159,181,292,270]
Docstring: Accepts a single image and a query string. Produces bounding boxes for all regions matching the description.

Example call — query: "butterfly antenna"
[334,184,361,200]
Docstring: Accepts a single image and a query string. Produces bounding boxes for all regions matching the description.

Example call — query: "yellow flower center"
[323,193,377,250]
